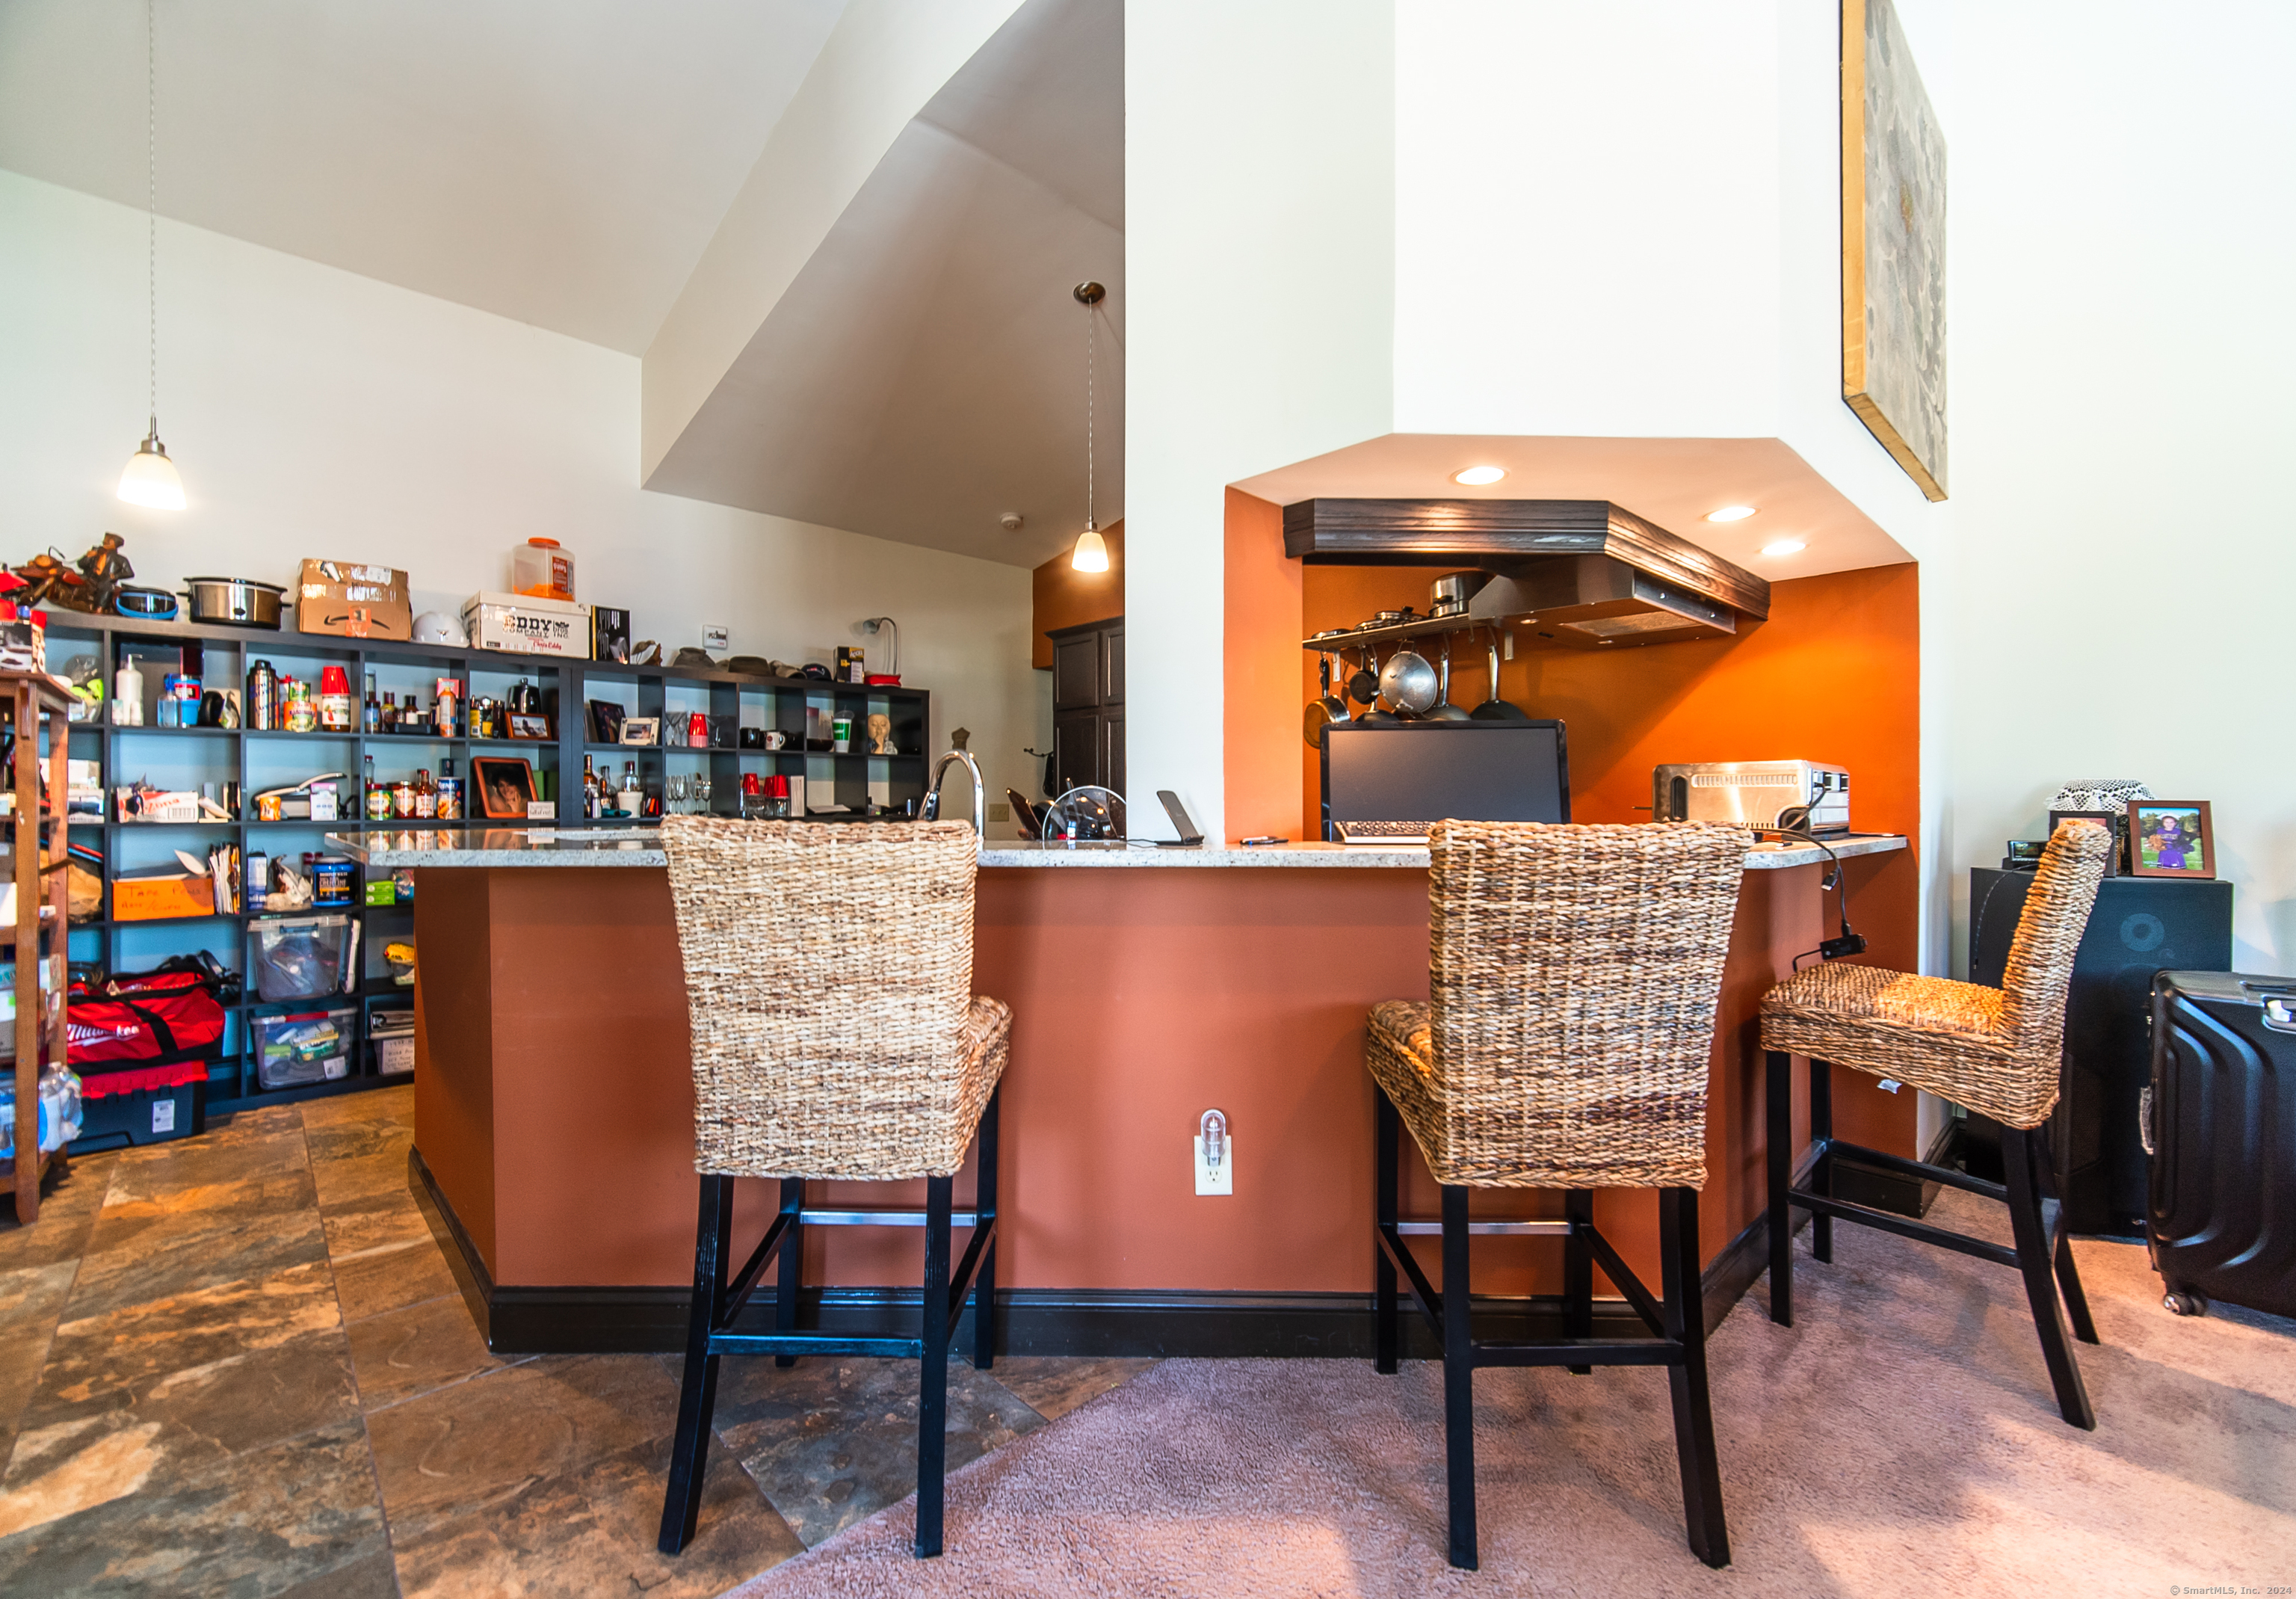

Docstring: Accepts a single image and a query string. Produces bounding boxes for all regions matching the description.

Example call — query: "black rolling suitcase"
[2147,972,2296,1319]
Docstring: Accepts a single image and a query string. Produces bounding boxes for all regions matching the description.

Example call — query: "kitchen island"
[333,825,1908,1354]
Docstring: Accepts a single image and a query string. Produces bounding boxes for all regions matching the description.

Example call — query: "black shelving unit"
[49,614,931,1118]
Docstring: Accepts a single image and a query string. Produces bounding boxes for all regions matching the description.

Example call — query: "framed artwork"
[472,757,537,820]
[507,713,552,741]
[586,700,624,745]
[1842,0,1948,501]
[2127,801,2215,880]
[620,716,660,747]
[2049,809,2126,875]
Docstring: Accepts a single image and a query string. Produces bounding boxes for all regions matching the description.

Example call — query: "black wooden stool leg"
[1765,1050,1794,1325]
[658,1174,732,1555]
[1440,1183,1478,1571]
[2002,1127,2096,1430]
[773,1177,803,1368]
[1374,1088,1400,1375]
[1564,1189,1593,1374]
[2029,1121,2100,1345]
[972,1089,1001,1371]
[915,1174,955,1556]
[1809,1057,1833,1264]
[1661,1188,1730,1568]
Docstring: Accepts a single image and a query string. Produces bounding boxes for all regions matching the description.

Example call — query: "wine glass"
[665,775,687,816]
[694,774,713,816]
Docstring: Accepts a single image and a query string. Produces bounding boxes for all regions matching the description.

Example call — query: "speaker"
[1968,869,2234,1235]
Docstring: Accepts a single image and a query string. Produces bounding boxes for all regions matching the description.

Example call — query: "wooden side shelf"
[3,669,76,1221]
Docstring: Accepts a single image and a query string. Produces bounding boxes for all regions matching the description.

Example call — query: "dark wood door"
[1102,710,1124,796]
[1055,709,1099,795]
[1054,633,1102,711]
[1102,627,1125,704]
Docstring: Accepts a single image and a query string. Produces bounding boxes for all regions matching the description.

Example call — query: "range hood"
[1283,498,1769,650]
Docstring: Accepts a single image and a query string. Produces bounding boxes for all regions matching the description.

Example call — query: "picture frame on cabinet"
[507,713,552,741]
[620,717,659,748]
[2128,801,2215,880]
[472,757,537,820]
[2049,810,2127,875]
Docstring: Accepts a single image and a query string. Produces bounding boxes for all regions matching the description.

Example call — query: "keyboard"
[1336,820,1432,845]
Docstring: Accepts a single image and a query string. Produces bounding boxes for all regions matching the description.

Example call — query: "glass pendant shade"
[1071,526,1109,573]
[118,431,185,510]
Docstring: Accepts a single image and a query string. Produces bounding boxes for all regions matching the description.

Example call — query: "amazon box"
[297,559,412,640]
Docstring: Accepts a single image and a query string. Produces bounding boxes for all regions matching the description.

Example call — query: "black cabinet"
[1047,617,1123,795]
[1969,868,2235,1235]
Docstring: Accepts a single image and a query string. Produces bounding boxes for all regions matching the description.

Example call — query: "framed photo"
[507,712,552,741]
[586,700,624,745]
[1842,0,1948,502]
[472,757,537,820]
[620,716,659,747]
[2127,801,2215,880]
[2049,810,2126,875]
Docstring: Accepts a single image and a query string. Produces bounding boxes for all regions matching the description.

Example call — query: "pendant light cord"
[1083,294,1095,531]
[145,0,158,438]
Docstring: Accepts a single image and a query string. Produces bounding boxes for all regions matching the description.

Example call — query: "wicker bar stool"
[1366,820,1750,1571]
[655,818,1011,1559]
[1760,819,2113,1429]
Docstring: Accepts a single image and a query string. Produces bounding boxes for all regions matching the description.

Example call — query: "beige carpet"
[720,1191,2295,1598]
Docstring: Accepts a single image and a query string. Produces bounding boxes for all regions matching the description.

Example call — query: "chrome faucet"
[923,748,985,838]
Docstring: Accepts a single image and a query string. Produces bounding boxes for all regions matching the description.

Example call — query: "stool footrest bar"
[1475,1340,1681,1369]
[1395,1219,1573,1236]
[707,1334,925,1360]
[1583,1225,1667,1337]
[1818,1137,2009,1204]
[1789,1189,2019,1266]
[800,1209,981,1228]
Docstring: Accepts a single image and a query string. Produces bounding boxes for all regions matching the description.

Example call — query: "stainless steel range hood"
[1283,498,1769,650]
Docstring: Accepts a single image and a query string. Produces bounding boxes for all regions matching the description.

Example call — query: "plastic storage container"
[253,1008,358,1090]
[511,537,575,602]
[250,914,358,1002]
[370,1008,416,1076]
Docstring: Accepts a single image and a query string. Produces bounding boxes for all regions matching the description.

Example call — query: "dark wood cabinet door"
[1102,710,1124,797]
[1054,709,1099,795]
[1102,627,1124,705]
[1054,634,1102,710]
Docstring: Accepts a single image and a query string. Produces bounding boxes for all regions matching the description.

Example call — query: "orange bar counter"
[338,828,1909,1354]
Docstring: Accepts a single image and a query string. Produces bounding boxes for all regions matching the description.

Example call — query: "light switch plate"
[1193,1133,1234,1195]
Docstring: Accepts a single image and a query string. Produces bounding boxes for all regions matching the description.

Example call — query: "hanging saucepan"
[1303,651,1352,748]
[1379,647,1439,718]
[1469,630,1530,721]
[1425,635,1472,721]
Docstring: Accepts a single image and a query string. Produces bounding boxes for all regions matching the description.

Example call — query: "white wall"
[1124,0,1398,840]
[1945,1,2296,973]
[0,168,1035,825]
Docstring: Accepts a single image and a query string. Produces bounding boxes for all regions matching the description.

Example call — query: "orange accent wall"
[1029,519,1124,669]
[1223,490,1305,842]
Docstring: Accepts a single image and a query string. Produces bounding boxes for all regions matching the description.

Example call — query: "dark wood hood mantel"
[1281,498,1771,623]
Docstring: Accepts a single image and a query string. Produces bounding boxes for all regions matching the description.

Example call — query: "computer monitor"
[1320,721,1570,840]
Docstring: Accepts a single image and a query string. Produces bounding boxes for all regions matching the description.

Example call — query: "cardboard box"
[462,592,590,658]
[112,872,217,922]
[297,560,412,640]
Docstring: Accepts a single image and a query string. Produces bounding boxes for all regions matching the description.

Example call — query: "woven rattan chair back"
[1426,820,1749,1189]
[1995,819,2115,1056]
[660,817,982,1180]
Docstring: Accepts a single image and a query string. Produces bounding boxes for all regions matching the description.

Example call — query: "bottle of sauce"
[581,756,599,819]
[391,774,416,819]
[364,755,391,819]
[362,673,380,734]
[318,666,354,733]
[413,768,436,819]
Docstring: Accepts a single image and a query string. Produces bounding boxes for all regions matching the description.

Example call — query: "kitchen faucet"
[923,748,985,838]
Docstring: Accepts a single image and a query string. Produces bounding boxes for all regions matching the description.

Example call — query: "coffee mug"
[761,730,787,750]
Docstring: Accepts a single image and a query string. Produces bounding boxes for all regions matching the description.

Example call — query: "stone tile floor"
[0,1086,1152,1596]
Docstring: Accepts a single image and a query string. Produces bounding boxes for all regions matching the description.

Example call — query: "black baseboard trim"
[411,1150,1794,1358]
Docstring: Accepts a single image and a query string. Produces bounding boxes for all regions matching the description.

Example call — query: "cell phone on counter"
[1155,790,1205,847]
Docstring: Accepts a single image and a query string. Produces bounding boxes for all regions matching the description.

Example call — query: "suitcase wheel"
[2163,1290,2209,1318]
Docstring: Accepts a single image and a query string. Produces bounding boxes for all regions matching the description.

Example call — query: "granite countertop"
[330,827,1907,872]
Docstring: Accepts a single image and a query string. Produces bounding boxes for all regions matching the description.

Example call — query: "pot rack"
[1300,613,1490,654]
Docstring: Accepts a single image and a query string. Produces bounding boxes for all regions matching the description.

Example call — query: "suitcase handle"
[2263,996,2296,1035]
[2138,1083,2154,1156]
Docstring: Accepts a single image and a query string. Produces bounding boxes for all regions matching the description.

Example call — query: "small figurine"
[867,712,894,755]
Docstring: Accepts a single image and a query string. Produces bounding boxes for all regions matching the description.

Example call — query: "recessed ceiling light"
[1760,538,1807,557]
[1706,505,1757,523]
[1452,466,1506,486]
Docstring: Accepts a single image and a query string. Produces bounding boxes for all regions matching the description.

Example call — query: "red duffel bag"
[68,955,235,1090]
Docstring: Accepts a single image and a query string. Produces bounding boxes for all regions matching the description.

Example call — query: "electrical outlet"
[989,802,1010,822]
[703,623,729,653]
[1194,1109,1233,1195]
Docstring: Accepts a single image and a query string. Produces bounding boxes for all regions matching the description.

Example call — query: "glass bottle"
[413,768,436,819]
[362,673,379,734]
[436,757,461,821]
[581,756,599,820]
[620,762,640,817]
[365,756,390,819]
[391,774,416,819]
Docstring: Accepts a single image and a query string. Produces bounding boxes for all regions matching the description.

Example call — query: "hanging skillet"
[1345,646,1380,709]
[1426,635,1471,721]
[1303,651,1352,748]
[1469,630,1530,721]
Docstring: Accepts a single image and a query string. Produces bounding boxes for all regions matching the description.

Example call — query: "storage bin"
[70,1077,203,1148]
[370,1008,416,1076]
[253,1007,358,1090]
[250,914,357,1002]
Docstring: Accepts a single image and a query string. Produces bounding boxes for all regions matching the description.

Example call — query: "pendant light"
[118,0,185,511]
[1070,280,1108,573]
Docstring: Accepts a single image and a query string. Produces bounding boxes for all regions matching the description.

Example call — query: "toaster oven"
[1652,761,1851,834]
